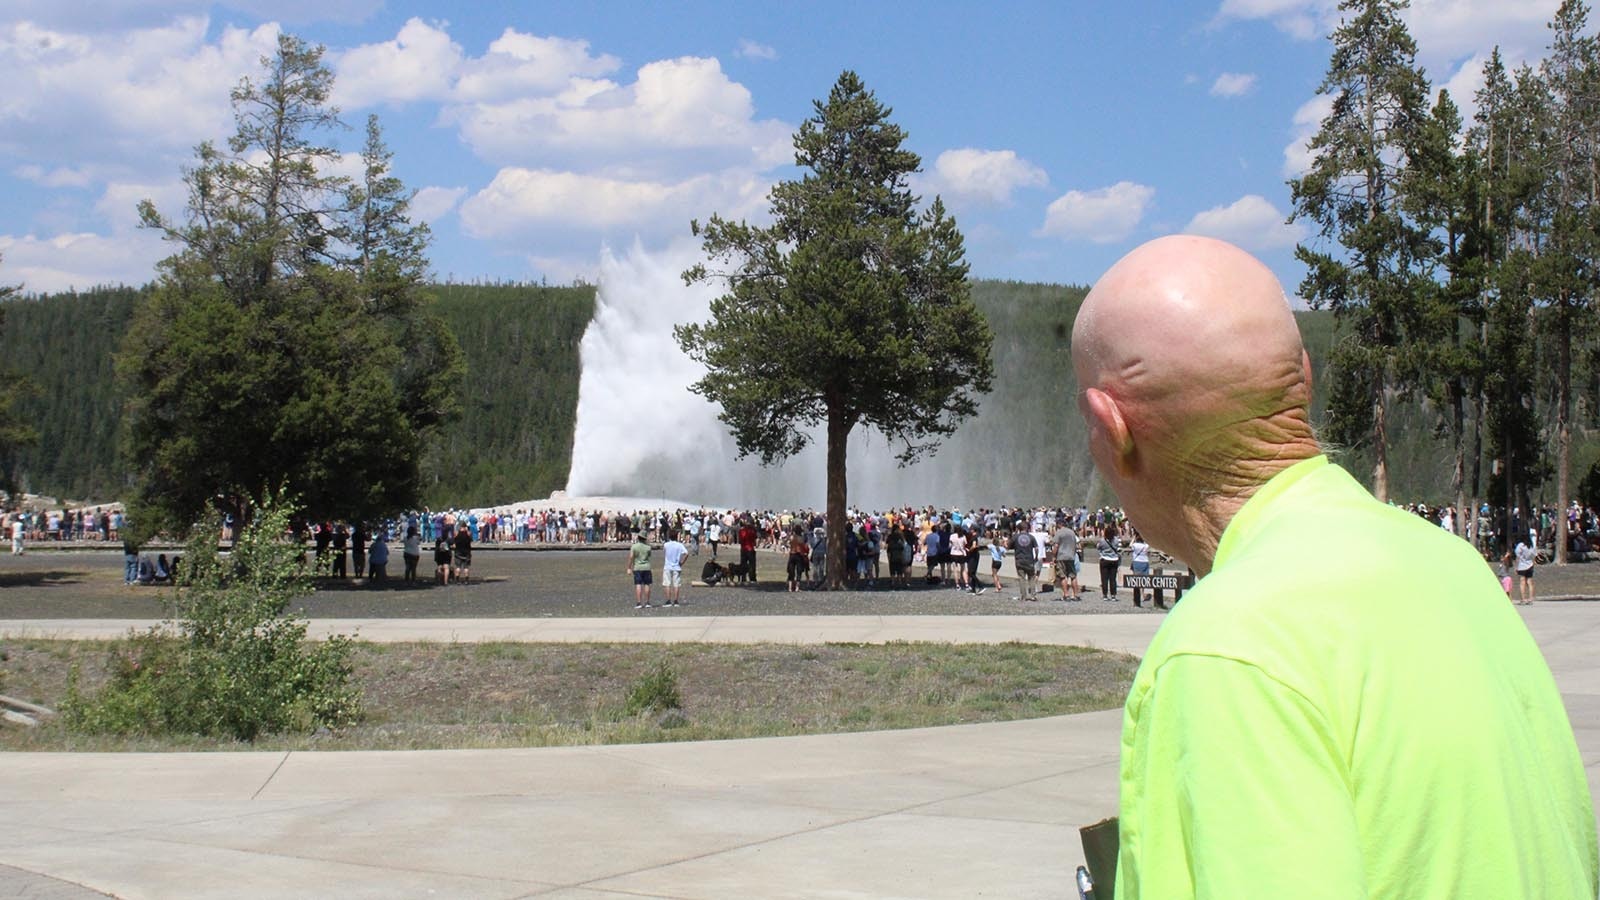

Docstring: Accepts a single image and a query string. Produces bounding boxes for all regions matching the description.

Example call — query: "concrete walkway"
[1,605,1596,899]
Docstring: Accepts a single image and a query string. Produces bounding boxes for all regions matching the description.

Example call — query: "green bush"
[63,498,361,741]
[623,660,681,717]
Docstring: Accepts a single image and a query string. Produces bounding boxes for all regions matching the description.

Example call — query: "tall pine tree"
[1290,0,1433,501]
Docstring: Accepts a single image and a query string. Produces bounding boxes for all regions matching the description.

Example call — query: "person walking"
[628,532,654,609]
[1513,535,1538,605]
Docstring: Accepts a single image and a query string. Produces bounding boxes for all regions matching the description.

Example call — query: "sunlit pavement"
[0,604,1594,899]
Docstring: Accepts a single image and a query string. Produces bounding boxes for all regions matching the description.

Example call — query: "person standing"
[628,532,654,609]
[989,533,1006,593]
[1010,529,1038,601]
[452,525,473,583]
[737,518,758,582]
[1128,528,1153,608]
[433,531,453,584]
[1513,535,1538,605]
[948,527,969,591]
[402,525,422,583]
[331,524,348,578]
[1072,234,1596,900]
[964,529,984,594]
[1052,518,1082,600]
[785,527,810,592]
[1095,525,1121,601]
[662,529,688,607]
[351,522,368,580]
[10,514,24,556]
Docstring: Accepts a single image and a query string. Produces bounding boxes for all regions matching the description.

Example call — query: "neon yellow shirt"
[1117,456,1597,900]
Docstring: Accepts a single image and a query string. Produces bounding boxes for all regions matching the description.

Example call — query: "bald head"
[1072,236,1319,569]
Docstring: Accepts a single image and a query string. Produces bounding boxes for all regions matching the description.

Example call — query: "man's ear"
[1084,387,1136,477]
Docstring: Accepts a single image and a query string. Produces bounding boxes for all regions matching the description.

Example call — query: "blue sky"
[0,0,1569,297]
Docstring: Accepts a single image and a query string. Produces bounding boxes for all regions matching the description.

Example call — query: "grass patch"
[0,639,1138,752]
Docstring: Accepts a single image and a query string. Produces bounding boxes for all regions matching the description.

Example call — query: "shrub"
[63,497,361,741]
[623,660,681,717]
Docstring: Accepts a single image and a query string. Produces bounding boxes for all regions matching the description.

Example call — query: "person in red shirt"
[737,518,759,583]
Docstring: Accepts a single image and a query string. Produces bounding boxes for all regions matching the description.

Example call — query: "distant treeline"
[0,278,1481,509]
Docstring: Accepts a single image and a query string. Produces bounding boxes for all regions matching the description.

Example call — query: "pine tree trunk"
[824,401,851,590]
[1452,377,1466,538]
[1556,314,1571,564]
[1372,377,1390,503]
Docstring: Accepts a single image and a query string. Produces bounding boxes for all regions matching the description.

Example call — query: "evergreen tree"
[1403,87,1484,534]
[1532,0,1599,562]
[1290,0,1434,501]
[120,33,462,535]
[678,71,994,589]
[0,254,38,497]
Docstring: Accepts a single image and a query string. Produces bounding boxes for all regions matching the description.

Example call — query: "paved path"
[1,604,1595,899]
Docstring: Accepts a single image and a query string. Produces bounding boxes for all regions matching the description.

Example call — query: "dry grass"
[0,638,1138,751]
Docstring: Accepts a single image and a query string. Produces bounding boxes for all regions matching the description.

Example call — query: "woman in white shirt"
[1128,529,1152,607]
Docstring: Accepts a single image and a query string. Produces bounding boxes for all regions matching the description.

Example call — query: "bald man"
[1073,236,1596,900]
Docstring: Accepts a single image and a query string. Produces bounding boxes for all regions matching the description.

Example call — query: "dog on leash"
[725,560,749,584]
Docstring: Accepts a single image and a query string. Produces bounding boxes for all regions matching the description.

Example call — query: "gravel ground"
[0,546,1183,618]
[4,544,1597,619]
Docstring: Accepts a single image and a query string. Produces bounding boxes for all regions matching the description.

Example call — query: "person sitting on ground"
[433,532,453,585]
[700,558,725,586]
[152,553,171,583]
[1071,234,1596,900]
[369,531,390,583]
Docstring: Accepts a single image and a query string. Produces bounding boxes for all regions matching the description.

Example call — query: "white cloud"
[95,178,187,231]
[448,55,793,176]
[410,185,467,222]
[0,16,280,167]
[1214,0,1559,69]
[459,167,770,238]
[925,149,1048,206]
[1038,181,1156,244]
[1214,0,1331,39]
[735,39,778,60]
[14,165,94,188]
[452,29,620,102]
[1210,72,1258,97]
[0,230,167,293]
[1183,194,1306,250]
[333,17,462,108]
[0,0,379,30]
[1282,94,1334,178]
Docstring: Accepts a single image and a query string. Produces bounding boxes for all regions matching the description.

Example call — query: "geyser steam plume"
[565,242,1100,510]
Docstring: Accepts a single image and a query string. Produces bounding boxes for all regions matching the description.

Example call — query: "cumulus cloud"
[1183,194,1306,250]
[1210,72,1258,97]
[332,17,462,108]
[460,167,769,238]
[0,17,280,167]
[450,29,620,102]
[448,55,793,176]
[410,185,467,222]
[735,39,778,60]
[0,231,168,293]
[1282,94,1334,178]
[924,149,1048,206]
[1214,0,1559,69]
[1038,181,1156,244]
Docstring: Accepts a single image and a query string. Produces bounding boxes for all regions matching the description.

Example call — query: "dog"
[725,560,750,584]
